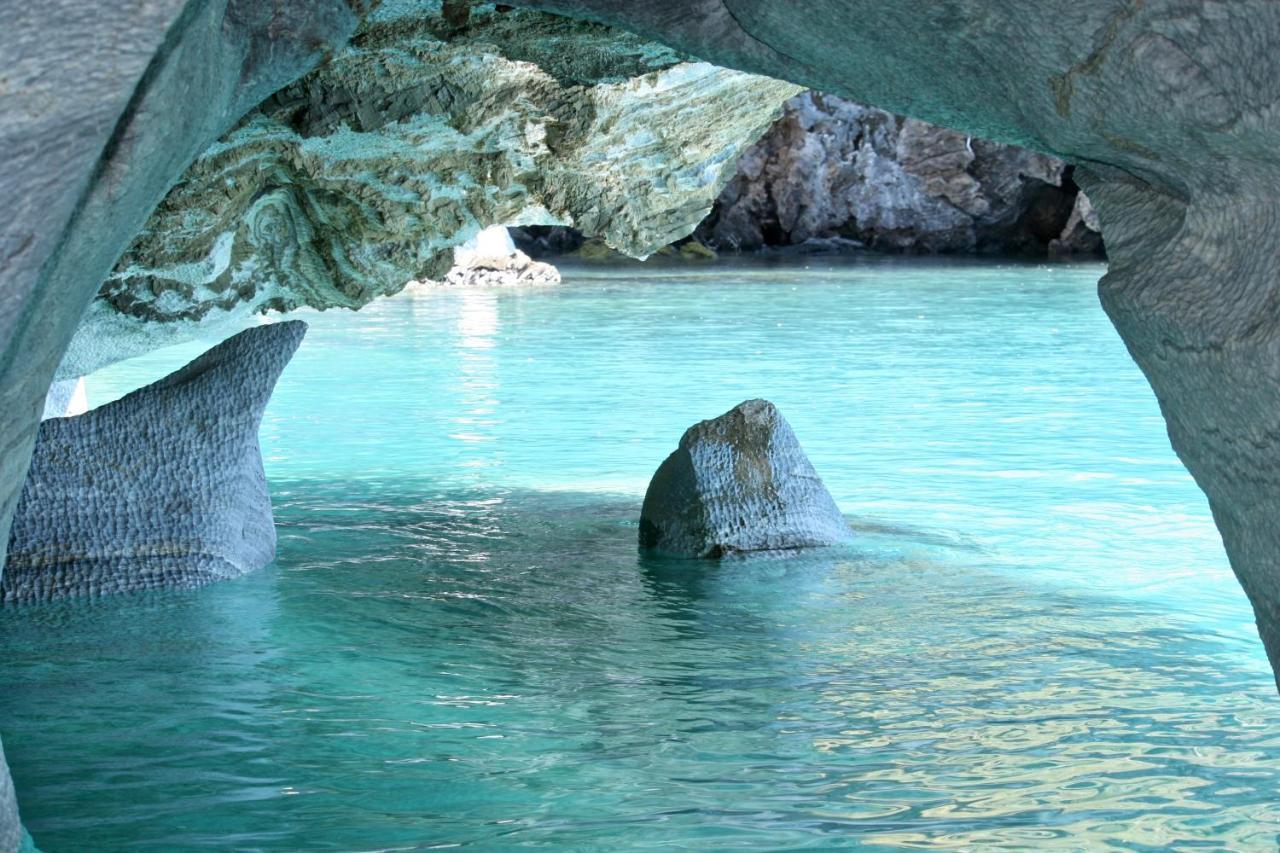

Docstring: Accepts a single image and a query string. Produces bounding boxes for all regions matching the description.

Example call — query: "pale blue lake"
[3,259,1278,849]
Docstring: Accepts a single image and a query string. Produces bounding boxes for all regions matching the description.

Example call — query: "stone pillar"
[1087,172,1280,688]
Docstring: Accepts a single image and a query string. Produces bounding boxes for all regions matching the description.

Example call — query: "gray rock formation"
[1049,192,1105,257]
[640,400,852,557]
[55,4,797,378]
[699,91,1096,256]
[519,0,1280,693]
[2,321,305,604]
[0,0,358,612]
[1,4,353,833]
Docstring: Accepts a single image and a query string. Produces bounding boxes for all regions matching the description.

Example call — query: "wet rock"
[1049,192,1105,257]
[640,399,852,557]
[2,321,306,603]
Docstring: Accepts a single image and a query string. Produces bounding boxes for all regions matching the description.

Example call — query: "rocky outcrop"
[55,4,798,378]
[2,321,305,604]
[698,91,1099,256]
[640,399,852,557]
[0,0,358,631]
[1049,192,1105,257]
[443,251,561,287]
[429,226,561,286]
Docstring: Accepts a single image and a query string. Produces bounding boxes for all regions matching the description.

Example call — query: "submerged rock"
[2,321,306,603]
[640,400,852,557]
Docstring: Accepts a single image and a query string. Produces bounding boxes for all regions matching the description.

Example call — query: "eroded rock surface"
[3,321,305,604]
[699,91,1096,255]
[640,400,852,557]
[58,3,798,377]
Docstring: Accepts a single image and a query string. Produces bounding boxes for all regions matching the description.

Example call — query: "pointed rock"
[2,321,306,603]
[640,399,852,558]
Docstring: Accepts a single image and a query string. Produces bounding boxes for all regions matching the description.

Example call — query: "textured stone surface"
[700,91,1094,256]
[0,736,17,853]
[0,0,358,577]
[57,3,798,377]
[3,321,305,605]
[640,400,852,558]
[1049,191,1105,257]
[515,0,1280,690]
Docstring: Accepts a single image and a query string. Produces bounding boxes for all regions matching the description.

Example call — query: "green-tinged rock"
[60,3,798,376]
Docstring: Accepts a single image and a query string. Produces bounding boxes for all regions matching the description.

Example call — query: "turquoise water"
[4,259,1280,849]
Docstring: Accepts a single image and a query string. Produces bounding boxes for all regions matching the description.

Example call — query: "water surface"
[4,258,1278,849]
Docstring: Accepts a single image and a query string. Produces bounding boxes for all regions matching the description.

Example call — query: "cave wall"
[0,0,366,564]
[57,3,799,378]
[0,0,365,842]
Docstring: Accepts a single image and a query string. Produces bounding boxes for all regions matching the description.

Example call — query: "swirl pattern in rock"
[58,3,799,378]
[2,321,306,603]
[640,399,852,558]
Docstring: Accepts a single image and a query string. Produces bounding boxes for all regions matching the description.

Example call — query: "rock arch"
[3,1,1280,847]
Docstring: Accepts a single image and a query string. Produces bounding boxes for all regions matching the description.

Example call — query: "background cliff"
[517,90,1104,259]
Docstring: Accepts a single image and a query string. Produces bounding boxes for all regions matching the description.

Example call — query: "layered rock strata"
[2,321,305,604]
[640,400,852,557]
[56,4,798,377]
